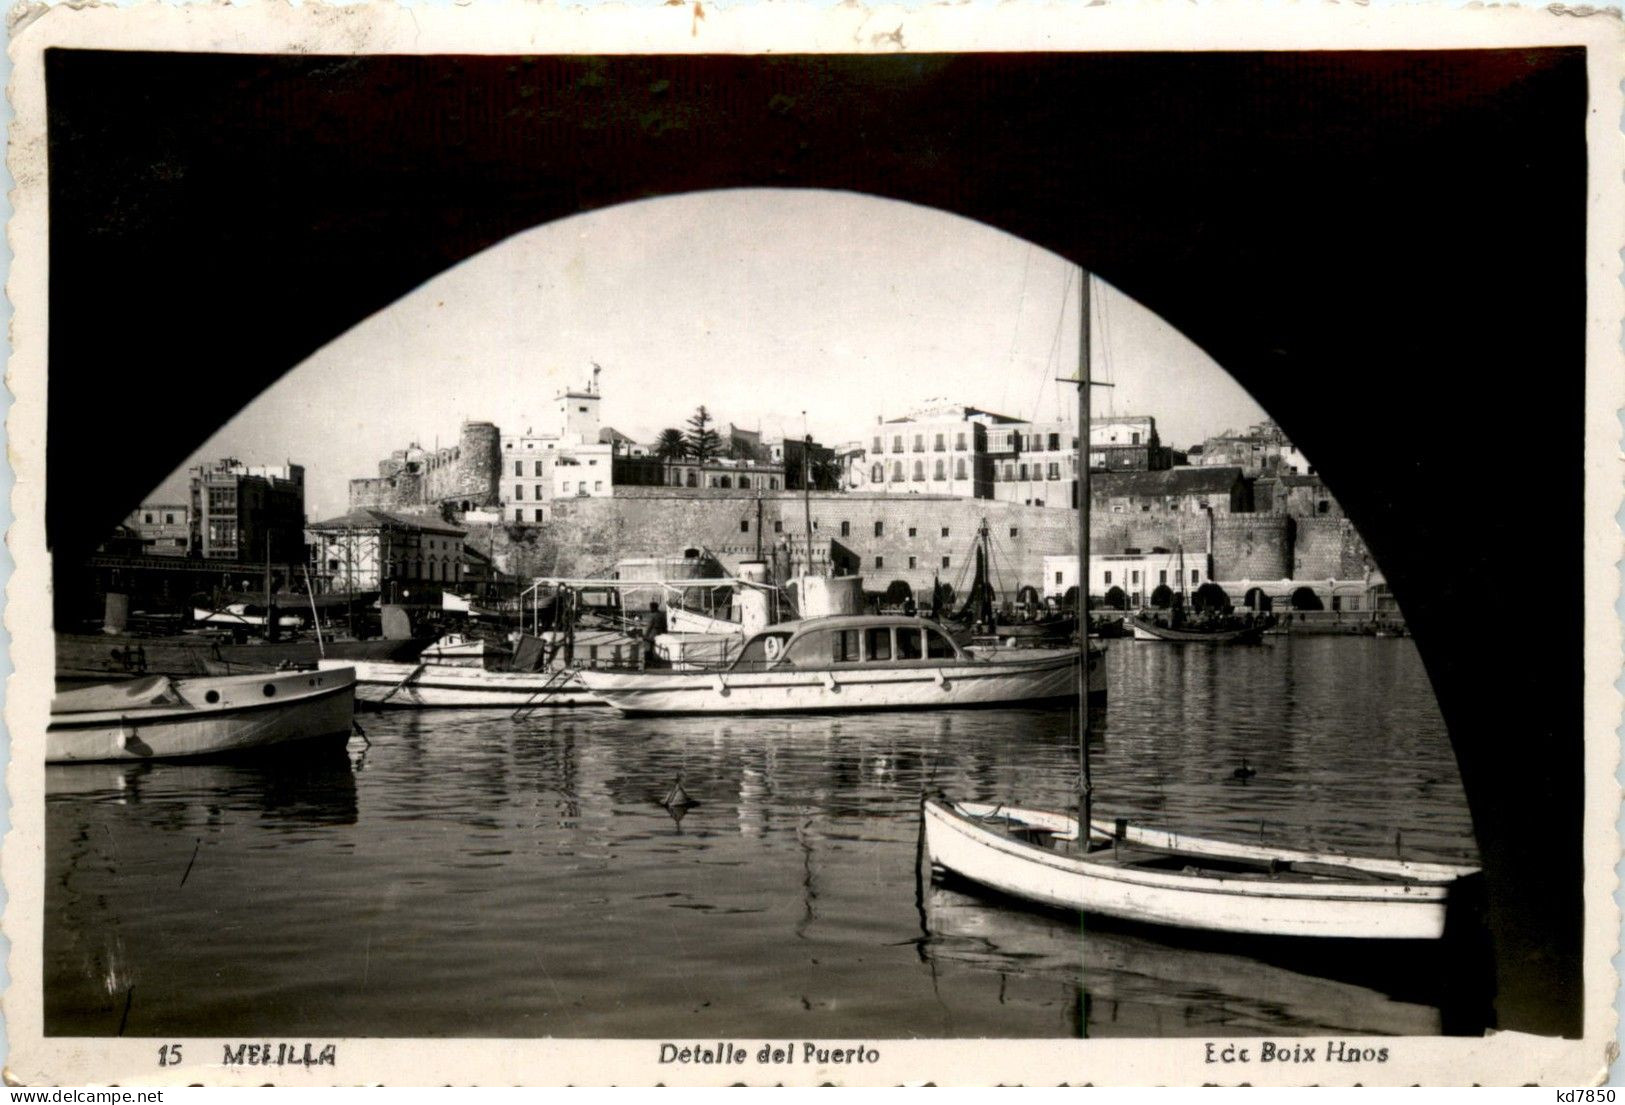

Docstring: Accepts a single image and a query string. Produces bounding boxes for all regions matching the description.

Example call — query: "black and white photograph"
[5,3,1621,1086]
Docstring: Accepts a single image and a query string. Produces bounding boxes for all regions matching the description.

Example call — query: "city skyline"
[150,189,1267,518]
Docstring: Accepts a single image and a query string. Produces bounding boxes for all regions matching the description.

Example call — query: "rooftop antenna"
[591,362,602,395]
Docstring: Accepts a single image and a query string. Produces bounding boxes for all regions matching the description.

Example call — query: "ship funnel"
[736,560,772,633]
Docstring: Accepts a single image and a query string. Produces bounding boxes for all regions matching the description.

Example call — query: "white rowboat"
[320,658,600,709]
[922,799,1478,941]
[48,667,356,763]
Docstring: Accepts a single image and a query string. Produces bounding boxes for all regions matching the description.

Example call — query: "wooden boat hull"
[1127,615,1265,644]
[56,632,432,680]
[47,668,356,763]
[922,799,1475,941]
[322,659,601,709]
[578,648,1098,716]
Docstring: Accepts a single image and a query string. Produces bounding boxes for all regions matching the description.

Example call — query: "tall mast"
[1078,269,1093,841]
[802,430,815,578]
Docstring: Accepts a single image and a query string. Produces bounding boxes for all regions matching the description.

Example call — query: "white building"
[499,374,615,522]
[1044,550,1208,607]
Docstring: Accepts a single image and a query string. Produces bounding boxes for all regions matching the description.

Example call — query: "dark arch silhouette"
[1192,582,1232,613]
[1291,586,1326,612]
[44,49,1586,1035]
[1102,586,1128,611]
[1149,584,1174,609]
[1244,587,1273,613]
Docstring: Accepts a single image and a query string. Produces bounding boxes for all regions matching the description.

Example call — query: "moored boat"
[320,657,601,709]
[1126,613,1266,644]
[47,667,356,763]
[922,799,1477,940]
[577,614,1104,716]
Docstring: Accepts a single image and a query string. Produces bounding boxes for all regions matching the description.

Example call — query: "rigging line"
[1030,265,1072,427]
[997,245,1038,415]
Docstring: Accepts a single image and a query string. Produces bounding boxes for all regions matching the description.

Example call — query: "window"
[1191,570,1200,584]
[833,629,861,662]
[739,477,750,489]
[143,512,153,524]
[741,520,750,533]
[1056,571,1063,585]
[1003,463,1015,480]
[1104,570,1112,585]
[588,459,597,466]
[514,509,522,521]
[873,437,882,453]
[769,478,779,489]
[166,513,176,524]
[841,521,851,537]
[991,466,1000,482]
[896,628,923,660]
[934,460,946,480]
[1317,500,1331,514]
[774,520,783,533]
[913,461,925,481]
[874,556,884,569]
[594,481,603,492]
[535,461,543,477]
[941,556,951,569]
[579,406,588,413]
[534,509,544,522]
[1132,432,1141,445]
[908,527,917,537]
[934,434,945,451]
[1047,463,1061,480]
[1159,570,1168,584]
[955,459,967,479]
[1049,433,1060,451]
[926,629,955,659]
[893,436,904,453]
[913,435,924,451]
[908,555,917,569]
[941,527,950,538]
[875,521,884,537]
[956,433,967,450]
[1131,571,1140,584]
[561,482,571,493]
[871,464,884,483]
[1019,463,1029,481]
[687,472,698,488]
[864,627,892,661]
[892,463,905,483]
[515,461,523,476]
[514,484,524,500]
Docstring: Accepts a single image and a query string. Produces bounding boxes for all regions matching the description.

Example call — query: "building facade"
[189,459,307,562]
[1092,466,1252,516]
[124,502,190,557]
[307,508,467,601]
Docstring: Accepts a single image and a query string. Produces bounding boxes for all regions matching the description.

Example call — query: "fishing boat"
[192,603,305,630]
[55,630,431,683]
[47,667,356,763]
[921,268,1479,941]
[576,613,1104,716]
[323,657,601,709]
[1125,613,1265,644]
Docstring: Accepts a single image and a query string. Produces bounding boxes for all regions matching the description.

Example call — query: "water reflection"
[45,638,1478,1038]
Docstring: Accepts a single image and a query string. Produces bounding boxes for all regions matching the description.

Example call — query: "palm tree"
[655,428,688,460]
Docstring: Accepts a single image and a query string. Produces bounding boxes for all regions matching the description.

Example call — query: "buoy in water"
[663,773,698,810]
[1232,758,1256,781]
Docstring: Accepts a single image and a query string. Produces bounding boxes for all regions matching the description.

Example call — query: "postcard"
[5,0,1622,1086]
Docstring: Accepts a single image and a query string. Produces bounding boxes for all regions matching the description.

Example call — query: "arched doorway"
[1149,584,1174,608]
[1291,586,1324,611]
[1103,585,1127,610]
[1244,587,1273,612]
[1192,582,1231,612]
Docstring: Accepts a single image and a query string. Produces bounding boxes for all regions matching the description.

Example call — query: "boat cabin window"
[896,627,923,660]
[781,630,833,666]
[832,629,861,663]
[925,628,956,659]
[864,627,892,661]
[735,631,794,667]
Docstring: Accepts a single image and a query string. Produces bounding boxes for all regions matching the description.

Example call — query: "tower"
[556,368,602,446]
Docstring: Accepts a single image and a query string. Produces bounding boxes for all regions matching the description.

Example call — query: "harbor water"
[46,637,1482,1039]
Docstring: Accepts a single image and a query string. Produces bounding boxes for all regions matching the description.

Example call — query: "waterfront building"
[307,508,466,602]
[1091,466,1252,516]
[1196,418,1315,477]
[855,404,995,499]
[123,502,190,557]
[1044,549,1209,608]
[189,458,307,562]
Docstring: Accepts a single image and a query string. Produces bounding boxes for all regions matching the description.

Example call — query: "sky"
[153,189,1266,519]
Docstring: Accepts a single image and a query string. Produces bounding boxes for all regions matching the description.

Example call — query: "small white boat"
[193,604,305,630]
[320,658,601,709]
[922,799,1479,941]
[48,667,355,763]
[418,632,500,667]
[577,614,1104,716]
